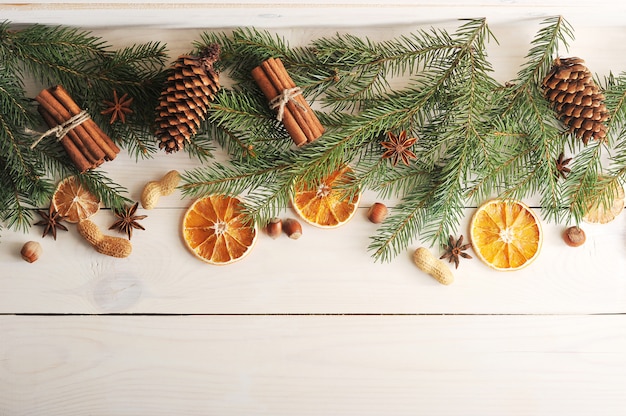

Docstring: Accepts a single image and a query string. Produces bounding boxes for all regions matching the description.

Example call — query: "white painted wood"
[2,314,626,416]
[1,3,626,415]
[2,204,626,314]
[1,1,626,29]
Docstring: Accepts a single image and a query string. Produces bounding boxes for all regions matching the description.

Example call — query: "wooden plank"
[1,2,625,29]
[2,314,626,415]
[2,205,625,314]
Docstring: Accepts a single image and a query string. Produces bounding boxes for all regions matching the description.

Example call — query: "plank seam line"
[2,312,624,317]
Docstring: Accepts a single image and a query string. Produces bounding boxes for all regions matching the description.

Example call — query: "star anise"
[109,202,147,240]
[101,90,134,124]
[34,205,68,240]
[381,130,418,166]
[440,235,473,269]
[555,152,572,179]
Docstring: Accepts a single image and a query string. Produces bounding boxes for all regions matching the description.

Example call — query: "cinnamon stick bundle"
[252,58,324,146]
[35,85,120,172]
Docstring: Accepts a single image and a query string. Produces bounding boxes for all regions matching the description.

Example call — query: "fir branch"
[470,16,574,223]
[4,24,108,89]
[300,25,474,111]
[180,156,291,200]
[559,70,626,224]
[197,28,296,82]
[0,21,169,238]
[204,87,292,159]
[0,67,52,229]
[241,176,294,223]
[76,171,130,212]
[364,18,499,259]
[603,72,626,139]
[368,180,438,263]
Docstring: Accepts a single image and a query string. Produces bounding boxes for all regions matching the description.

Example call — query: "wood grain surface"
[1,3,626,415]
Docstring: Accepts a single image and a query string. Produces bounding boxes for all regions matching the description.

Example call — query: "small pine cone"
[542,57,609,145]
[155,44,221,153]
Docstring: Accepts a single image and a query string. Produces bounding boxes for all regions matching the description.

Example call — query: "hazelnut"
[282,218,302,240]
[563,226,586,247]
[367,202,388,224]
[20,241,42,263]
[265,218,283,239]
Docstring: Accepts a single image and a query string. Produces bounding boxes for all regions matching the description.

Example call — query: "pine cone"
[542,57,609,145]
[155,44,221,153]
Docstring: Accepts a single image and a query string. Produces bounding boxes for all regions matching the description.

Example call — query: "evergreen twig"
[0,21,167,236]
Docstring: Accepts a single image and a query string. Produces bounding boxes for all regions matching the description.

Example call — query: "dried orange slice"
[582,177,625,224]
[52,176,101,223]
[470,199,542,271]
[291,165,361,228]
[182,194,257,265]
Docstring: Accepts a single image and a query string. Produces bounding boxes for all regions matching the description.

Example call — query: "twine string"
[269,87,306,121]
[30,110,91,149]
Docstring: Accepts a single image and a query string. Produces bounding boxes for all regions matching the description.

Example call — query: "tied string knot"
[269,87,306,122]
[30,110,91,150]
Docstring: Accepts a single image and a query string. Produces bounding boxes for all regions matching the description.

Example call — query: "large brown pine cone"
[155,44,221,153]
[542,57,609,145]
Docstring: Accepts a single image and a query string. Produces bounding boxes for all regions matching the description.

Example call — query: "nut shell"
[21,241,42,263]
[367,202,388,224]
[265,218,283,239]
[563,226,586,247]
[283,218,303,240]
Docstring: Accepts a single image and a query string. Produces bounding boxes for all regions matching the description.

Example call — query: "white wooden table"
[2,2,626,415]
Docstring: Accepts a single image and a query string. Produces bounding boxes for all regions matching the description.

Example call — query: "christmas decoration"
[252,57,324,146]
[2,17,626,266]
[282,218,303,240]
[52,176,101,223]
[34,205,68,240]
[413,247,454,285]
[367,203,389,224]
[380,131,418,167]
[35,85,120,172]
[182,195,257,265]
[183,17,626,262]
[109,202,147,240]
[582,176,625,224]
[440,235,472,269]
[542,57,609,145]
[140,170,181,210]
[563,226,586,247]
[470,200,542,271]
[20,241,42,263]
[0,22,166,236]
[77,219,133,258]
[291,165,361,228]
[554,152,572,179]
[101,90,134,124]
[154,44,221,153]
[264,218,283,239]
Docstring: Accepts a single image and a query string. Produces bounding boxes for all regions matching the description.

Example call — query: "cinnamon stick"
[267,58,325,141]
[51,85,120,160]
[35,90,102,164]
[261,59,317,144]
[251,65,308,146]
[37,107,93,173]
[35,88,105,163]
